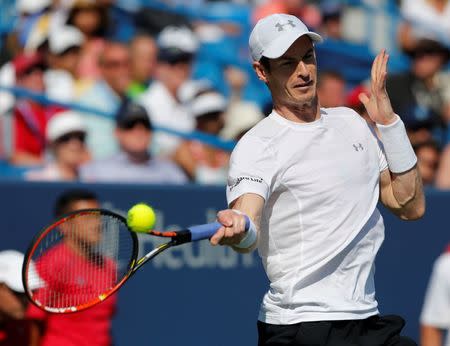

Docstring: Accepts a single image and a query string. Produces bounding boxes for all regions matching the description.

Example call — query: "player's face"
[263,36,317,108]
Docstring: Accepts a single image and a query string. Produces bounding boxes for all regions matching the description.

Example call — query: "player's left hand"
[359,49,397,126]
[210,209,247,246]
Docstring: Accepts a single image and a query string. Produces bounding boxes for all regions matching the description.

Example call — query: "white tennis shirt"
[420,251,450,346]
[227,107,388,324]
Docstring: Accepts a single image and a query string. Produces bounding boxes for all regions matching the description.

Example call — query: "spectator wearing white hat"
[173,89,230,184]
[44,25,86,102]
[16,0,52,16]
[138,26,199,158]
[0,250,43,346]
[25,110,90,181]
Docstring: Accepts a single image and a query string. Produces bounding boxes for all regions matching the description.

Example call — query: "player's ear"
[253,61,268,83]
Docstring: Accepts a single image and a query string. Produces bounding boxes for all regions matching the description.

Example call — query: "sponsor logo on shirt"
[228,176,263,191]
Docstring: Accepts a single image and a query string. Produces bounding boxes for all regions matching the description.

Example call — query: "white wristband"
[376,115,417,173]
[230,210,258,249]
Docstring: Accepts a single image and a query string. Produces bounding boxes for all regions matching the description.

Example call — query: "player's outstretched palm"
[359,50,396,126]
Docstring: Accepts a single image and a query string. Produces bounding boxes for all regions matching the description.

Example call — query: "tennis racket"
[22,208,249,314]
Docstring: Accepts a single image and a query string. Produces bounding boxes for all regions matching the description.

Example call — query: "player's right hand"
[210,209,247,246]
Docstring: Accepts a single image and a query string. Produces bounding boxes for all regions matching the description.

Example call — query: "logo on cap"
[275,20,296,31]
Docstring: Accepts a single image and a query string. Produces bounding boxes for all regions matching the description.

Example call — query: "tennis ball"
[127,203,156,233]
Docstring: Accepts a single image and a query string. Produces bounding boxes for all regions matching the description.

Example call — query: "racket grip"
[189,216,250,241]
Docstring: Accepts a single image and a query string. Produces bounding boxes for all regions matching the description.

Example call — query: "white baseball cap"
[249,14,322,61]
[0,250,44,292]
[49,25,84,55]
[157,26,199,61]
[190,92,228,118]
[46,110,86,142]
[17,0,52,14]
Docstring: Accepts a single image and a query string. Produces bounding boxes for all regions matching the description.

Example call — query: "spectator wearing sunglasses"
[76,40,131,160]
[80,100,187,184]
[138,26,198,158]
[25,110,90,181]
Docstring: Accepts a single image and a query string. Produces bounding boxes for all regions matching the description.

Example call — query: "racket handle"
[188,216,250,241]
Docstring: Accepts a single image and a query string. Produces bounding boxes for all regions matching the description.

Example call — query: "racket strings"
[26,212,135,311]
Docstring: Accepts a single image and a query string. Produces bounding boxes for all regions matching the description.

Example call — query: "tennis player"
[211,14,425,346]
[26,189,116,346]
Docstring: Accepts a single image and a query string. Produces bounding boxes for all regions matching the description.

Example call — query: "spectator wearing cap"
[16,0,52,16]
[15,0,52,49]
[80,100,187,184]
[44,25,86,102]
[25,110,89,181]
[66,0,108,80]
[76,40,131,159]
[319,1,343,40]
[386,38,450,147]
[173,90,230,184]
[0,250,43,346]
[138,26,198,158]
[10,52,62,166]
[127,33,158,99]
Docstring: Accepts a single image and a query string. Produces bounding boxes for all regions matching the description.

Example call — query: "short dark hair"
[54,189,98,217]
[413,140,441,154]
[259,56,271,72]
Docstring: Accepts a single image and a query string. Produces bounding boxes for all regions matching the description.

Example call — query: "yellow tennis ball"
[127,203,156,233]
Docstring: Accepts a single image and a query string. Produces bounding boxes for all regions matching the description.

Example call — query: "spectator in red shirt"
[10,52,61,166]
[26,189,117,346]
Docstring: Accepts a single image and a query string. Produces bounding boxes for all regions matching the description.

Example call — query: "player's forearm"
[389,166,425,220]
[421,325,443,346]
[229,193,263,253]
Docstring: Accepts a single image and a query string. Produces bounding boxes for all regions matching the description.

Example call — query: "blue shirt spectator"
[76,41,131,159]
[80,100,187,184]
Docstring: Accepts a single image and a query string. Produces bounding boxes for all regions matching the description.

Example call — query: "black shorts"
[257,315,417,346]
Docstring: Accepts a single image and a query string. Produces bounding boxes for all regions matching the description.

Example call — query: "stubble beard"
[290,92,319,121]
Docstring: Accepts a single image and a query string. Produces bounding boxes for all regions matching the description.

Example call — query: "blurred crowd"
[0,0,449,188]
